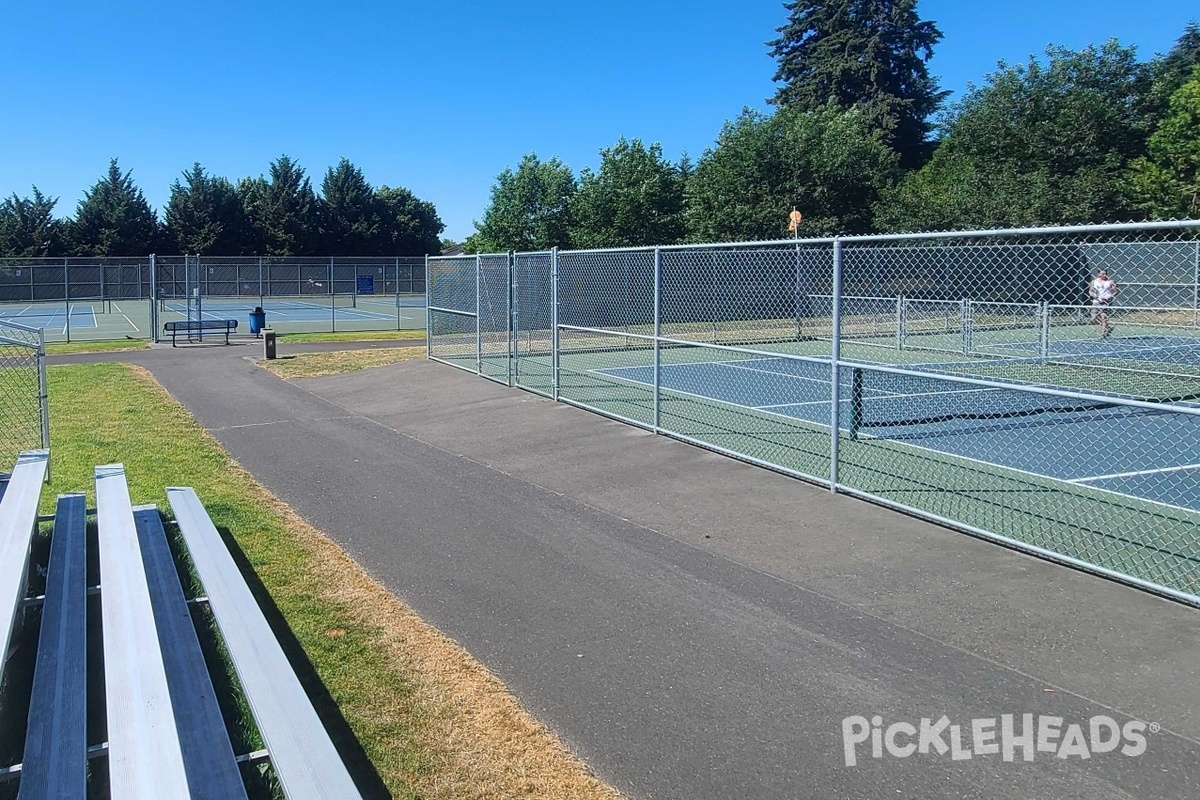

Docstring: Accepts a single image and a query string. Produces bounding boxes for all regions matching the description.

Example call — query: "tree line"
[0,156,445,258]
[464,3,1200,252]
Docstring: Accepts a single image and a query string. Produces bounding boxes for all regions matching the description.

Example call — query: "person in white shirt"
[1088,269,1118,339]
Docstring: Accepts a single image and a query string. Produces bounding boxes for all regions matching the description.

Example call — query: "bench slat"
[133,506,249,800]
[164,320,238,331]
[167,487,362,800]
[0,450,49,670]
[96,465,191,799]
[18,493,88,800]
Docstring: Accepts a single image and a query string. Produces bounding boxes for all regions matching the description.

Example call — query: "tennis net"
[848,348,1200,432]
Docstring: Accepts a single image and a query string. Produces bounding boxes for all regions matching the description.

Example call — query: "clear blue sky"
[0,1,1195,243]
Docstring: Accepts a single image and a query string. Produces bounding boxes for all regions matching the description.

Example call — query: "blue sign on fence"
[356,275,375,295]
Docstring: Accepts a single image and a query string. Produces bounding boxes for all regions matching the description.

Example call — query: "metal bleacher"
[0,453,362,799]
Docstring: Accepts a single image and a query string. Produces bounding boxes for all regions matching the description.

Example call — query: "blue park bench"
[0,451,362,798]
[164,319,239,346]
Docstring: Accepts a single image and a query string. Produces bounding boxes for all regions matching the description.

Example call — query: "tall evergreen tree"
[238,155,319,255]
[320,159,383,255]
[377,186,445,255]
[163,163,249,255]
[0,187,65,257]
[768,0,947,167]
[570,138,687,248]
[69,159,159,256]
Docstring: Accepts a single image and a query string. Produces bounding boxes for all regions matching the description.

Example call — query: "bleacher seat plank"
[0,450,49,669]
[167,487,362,799]
[133,505,249,800]
[18,493,88,800]
[96,465,190,798]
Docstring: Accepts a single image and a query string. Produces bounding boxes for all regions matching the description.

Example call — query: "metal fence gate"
[0,321,50,479]
[427,222,1200,607]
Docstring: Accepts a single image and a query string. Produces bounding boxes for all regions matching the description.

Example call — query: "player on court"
[1088,269,1118,339]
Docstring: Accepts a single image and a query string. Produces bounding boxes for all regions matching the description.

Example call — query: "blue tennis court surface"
[597,356,1200,513]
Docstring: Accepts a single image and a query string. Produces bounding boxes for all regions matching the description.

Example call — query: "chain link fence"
[0,256,427,342]
[0,320,50,479]
[427,222,1200,606]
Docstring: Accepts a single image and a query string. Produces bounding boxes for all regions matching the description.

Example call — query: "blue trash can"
[249,307,266,337]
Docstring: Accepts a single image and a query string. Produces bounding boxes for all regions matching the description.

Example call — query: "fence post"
[424,255,431,352]
[962,299,972,354]
[551,247,560,401]
[829,239,843,492]
[396,257,402,332]
[37,326,50,483]
[1039,301,1051,357]
[895,295,904,351]
[63,258,71,343]
[149,254,158,343]
[475,255,482,375]
[330,256,336,333]
[259,257,264,307]
[509,251,517,387]
[1194,241,1199,328]
[653,247,662,434]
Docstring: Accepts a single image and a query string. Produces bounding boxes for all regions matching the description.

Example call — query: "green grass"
[36,363,431,798]
[45,339,151,355]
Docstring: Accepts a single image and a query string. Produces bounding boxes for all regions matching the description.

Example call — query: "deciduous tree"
[1129,67,1200,219]
[685,106,899,241]
[570,138,686,248]
[876,41,1155,230]
[377,185,445,255]
[469,154,576,252]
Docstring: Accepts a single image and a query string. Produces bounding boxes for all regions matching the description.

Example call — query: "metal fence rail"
[0,255,427,342]
[0,320,50,479]
[427,221,1200,607]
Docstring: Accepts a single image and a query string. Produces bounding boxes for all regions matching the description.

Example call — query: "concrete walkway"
[89,343,1200,799]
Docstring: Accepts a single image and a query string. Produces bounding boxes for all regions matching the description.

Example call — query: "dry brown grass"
[259,346,424,380]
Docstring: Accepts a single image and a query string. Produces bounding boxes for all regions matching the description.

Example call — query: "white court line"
[1068,463,1200,484]
[111,303,141,333]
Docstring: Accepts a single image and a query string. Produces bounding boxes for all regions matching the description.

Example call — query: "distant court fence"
[0,255,428,342]
[0,320,49,479]
[428,221,1200,607]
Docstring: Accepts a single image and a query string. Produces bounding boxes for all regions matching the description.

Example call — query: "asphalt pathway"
[102,342,1200,799]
